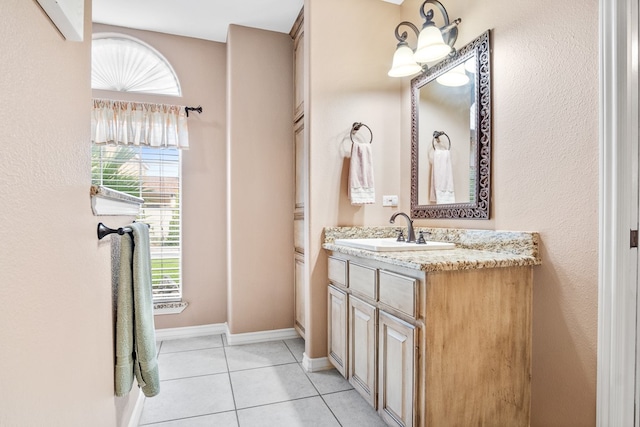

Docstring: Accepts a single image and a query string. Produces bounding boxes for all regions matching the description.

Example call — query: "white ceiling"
[92,0,304,43]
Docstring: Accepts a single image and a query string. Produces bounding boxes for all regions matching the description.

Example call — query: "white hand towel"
[349,141,375,205]
[430,150,455,204]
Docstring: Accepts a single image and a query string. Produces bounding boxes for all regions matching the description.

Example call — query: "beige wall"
[304,0,404,356]
[306,0,598,425]
[226,25,295,334]
[92,24,229,330]
[0,1,139,425]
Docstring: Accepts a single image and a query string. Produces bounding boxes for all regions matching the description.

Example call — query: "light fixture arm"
[419,0,461,48]
[420,0,450,27]
[393,21,420,44]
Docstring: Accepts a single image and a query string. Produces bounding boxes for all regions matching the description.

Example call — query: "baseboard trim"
[302,354,332,372]
[127,389,145,427]
[225,325,300,346]
[154,323,227,341]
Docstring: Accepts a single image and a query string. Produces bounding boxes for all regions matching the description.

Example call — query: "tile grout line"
[142,335,232,426]
[146,335,368,426]
[296,358,345,427]
[139,410,237,427]
[220,336,242,426]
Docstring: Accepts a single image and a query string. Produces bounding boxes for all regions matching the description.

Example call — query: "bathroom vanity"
[323,227,540,427]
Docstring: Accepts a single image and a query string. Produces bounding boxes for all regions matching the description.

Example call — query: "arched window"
[91,33,182,96]
[91,33,186,307]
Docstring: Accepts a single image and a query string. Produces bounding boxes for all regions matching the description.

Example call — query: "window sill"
[153,301,188,315]
[90,185,144,216]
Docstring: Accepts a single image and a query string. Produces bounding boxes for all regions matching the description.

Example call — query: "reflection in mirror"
[410,30,491,219]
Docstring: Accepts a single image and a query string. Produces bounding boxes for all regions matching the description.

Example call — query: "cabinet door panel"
[294,253,305,337]
[293,29,304,121]
[294,120,304,210]
[328,285,348,377]
[378,311,415,427]
[348,295,377,408]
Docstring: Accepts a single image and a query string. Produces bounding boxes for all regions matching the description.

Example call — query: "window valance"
[91,99,189,149]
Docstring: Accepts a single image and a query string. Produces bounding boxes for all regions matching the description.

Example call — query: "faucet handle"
[416,230,427,244]
[395,228,405,242]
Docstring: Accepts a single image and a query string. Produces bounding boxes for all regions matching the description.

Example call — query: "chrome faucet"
[389,212,416,243]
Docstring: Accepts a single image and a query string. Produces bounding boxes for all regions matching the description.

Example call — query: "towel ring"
[351,122,373,144]
[432,130,451,150]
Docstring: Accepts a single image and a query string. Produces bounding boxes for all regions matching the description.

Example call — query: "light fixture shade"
[388,44,422,77]
[436,63,469,86]
[414,25,451,63]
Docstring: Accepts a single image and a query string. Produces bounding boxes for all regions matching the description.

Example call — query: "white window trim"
[153,301,188,315]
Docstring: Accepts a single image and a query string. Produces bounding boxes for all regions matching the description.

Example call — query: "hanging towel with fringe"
[349,141,375,205]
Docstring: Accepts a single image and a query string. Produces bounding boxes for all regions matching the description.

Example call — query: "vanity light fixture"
[388,0,461,78]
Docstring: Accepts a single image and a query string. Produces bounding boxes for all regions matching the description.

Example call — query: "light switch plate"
[383,195,398,207]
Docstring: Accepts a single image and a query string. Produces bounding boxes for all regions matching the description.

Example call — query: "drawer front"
[328,256,348,287]
[378,270,417,318]
[349,263,377,300]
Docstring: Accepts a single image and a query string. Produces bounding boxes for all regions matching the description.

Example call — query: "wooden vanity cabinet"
[327,253,532,427]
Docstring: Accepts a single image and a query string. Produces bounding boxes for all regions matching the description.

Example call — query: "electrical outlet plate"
[383,195,398,207]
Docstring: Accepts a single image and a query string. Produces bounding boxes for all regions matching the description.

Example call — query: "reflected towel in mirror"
[430,150,455,204]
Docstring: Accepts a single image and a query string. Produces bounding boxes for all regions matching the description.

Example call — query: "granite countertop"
[322,226,541,273]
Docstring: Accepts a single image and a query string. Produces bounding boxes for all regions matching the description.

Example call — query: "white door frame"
[597,0,639,425]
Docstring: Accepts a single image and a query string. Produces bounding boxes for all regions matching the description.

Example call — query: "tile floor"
[139,334,388,426]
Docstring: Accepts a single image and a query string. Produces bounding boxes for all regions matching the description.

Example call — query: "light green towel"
[115,223,160,397]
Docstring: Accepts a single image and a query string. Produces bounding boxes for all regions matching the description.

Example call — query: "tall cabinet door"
[328,285,348,377]
[378,311,416,427]
[294,253,305,337]
[348,295,377,408]
[291,8,306,339]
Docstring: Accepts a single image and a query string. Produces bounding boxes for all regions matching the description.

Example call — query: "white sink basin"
[333,237,455,252]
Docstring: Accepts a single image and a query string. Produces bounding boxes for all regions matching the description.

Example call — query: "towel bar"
[97,222,149,240]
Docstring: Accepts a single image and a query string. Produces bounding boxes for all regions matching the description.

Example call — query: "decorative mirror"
[410,30,491,219]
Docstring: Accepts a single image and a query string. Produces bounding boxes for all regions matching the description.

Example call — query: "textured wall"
[226,25,295,334]
[305,0,404,357]
[0,1,138,425]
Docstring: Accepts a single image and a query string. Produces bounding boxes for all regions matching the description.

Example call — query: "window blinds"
[92,144,182,302]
